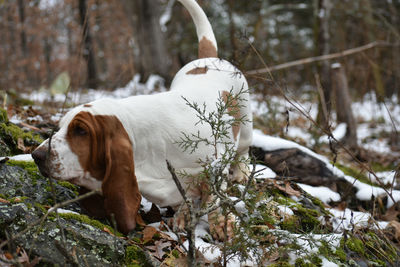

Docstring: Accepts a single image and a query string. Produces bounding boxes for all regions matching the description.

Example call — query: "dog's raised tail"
[177,0,218,58]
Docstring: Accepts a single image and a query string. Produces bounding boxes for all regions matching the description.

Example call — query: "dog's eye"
[74,125,87,136]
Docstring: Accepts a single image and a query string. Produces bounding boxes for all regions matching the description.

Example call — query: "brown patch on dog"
[83,104,92,107]
[66,111,141,234]
[186,66,208,75]
[198,36,217,58]
[222,91,240,140]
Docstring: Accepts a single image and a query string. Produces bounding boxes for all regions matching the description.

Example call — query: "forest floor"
[1,76,400,266]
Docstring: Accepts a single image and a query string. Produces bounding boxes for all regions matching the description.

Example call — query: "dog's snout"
[32,148,49,177]
[32,148,47,163]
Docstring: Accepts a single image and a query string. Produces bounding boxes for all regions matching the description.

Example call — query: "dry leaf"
[4,252,13,260]
[18,248,30,263]
[273,180,301,197]
[284,181,301,197]
[0,198,10,203]
[136,213,146,226]
[103,227,115,236]
[385,221,400,242]
[143,226,158,242]
[154,240,171,259]
[165,256,188,267]
[17,138,26,151]
[382,203,400,221]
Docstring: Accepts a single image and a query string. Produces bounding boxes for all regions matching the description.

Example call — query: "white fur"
[177,0,217,51]
[37,126,102,191]
[35,0,252,208]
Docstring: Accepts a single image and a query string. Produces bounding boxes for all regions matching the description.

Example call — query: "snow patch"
[0,154,33,162]
[297,183,341,204]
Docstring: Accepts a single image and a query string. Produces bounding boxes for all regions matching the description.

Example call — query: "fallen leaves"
[143,226,158,243]
[0,247,41,267]
[273,180,301,197]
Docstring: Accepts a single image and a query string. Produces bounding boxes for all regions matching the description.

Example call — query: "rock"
[0,162,80,211]
[0,162,150,266]
[250,146,369,209]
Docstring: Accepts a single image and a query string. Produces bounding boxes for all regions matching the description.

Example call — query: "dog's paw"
[231,161,250,183]
[209,213,235,241]
[168,212,186,231]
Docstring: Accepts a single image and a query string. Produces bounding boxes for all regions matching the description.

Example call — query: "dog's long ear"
[101,125,141,235]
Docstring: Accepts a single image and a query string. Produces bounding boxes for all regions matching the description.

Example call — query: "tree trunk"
[120,0,172,82]
[388,1,400,102]
[79,0,98,89]
[17,0,27,58]
[314,0,332,129]
[227,0,238,63]
[332,63,358,149]
[43,37,52,86]
[17,0,28,84]
[94,0,107,81]
[362,0,384,102]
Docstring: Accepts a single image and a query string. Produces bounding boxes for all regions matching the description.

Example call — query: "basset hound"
[32,0,252,238]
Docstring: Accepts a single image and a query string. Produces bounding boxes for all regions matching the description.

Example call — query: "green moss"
[371,162,396,172]
[6,160,42,185]
[334,248,347,262]
[0,110,43,155]
[57,212,123,237]
[335,163,372,185]
[0,108,8,123]
[276,195,298,206]
[34,203,47,214]
[268,262,293,267]
[0,122,43,143]
[125,245,152,267]
[294,205,322,233]
[345,237,365,254]
[9,196,29,203]
[364,231,398,263]
[56,181,79,196]
[294,258,317,267]
[280,216,299,232]
[171,249,180,258]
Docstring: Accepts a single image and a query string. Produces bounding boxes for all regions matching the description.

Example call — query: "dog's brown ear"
[102,127,141,235]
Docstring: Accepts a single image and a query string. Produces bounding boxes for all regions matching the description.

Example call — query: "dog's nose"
[32,148,47,163]
[32,148,49,177]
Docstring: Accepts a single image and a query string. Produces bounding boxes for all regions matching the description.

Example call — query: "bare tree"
[78,0,98,89]
[332,63,358,149]
[314,0,332,128]
[120,0,172,82]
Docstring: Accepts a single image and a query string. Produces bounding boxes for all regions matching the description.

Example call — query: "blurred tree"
[79,0,98,89]
[120,0,173,82]
[314,0,332,129]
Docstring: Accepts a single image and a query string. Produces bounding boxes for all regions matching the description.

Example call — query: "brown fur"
[186,66,208,75]
[221,91,240,140]
[66,111,141,234]
[198,36,217,58]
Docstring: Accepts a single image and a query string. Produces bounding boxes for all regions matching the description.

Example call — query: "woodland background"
[1,0,399,101]
[0,0,400,265]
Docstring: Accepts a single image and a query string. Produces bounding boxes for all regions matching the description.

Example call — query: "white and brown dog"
[32,0,252,237]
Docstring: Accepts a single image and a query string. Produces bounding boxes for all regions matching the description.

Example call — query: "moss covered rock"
[0,107,43,156]
[0,161,150,266]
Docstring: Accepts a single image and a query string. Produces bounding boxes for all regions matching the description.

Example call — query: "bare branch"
[246,41,391,75]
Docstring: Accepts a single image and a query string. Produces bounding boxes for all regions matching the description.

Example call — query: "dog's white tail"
[177,0,218,58]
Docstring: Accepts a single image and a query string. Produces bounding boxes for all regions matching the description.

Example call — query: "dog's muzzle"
[32,147,49,177]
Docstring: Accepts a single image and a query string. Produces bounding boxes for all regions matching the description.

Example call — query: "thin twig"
[247,41,398,204]
[246,41,390,75]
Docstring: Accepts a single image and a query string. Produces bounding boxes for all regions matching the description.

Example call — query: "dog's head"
[32,106,141,234]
